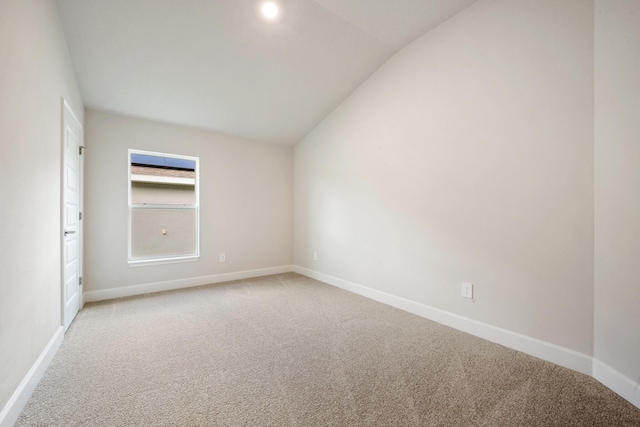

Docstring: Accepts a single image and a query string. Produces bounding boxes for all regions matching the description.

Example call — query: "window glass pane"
[131,153,196,170]
[129,150,199,263]
[131,208,196,258]
[131,182,195,204]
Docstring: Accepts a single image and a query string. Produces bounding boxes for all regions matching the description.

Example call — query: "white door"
[62,100,83,331]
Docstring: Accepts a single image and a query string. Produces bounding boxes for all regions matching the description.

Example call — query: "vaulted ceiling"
[57,0,477,145]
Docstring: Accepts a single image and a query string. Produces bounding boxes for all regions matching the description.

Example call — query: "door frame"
[61,98,84,330]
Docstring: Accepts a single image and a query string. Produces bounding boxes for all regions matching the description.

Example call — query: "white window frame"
[128,149,200,266]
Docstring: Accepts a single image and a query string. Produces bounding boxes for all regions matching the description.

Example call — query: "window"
[128,149,199,265]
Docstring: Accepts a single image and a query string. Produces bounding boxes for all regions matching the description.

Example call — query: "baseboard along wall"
[5,265,637,425]
[0,326,64,427]
[83,265,294,302]
[293,266,640,410]
[84,263,640,410]
[292,266,593,375]
[593,358,640,410]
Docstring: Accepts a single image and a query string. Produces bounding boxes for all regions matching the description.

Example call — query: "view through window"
[128,150,199,265]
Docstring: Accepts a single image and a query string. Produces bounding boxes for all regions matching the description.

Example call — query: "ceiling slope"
[57,0,477,145]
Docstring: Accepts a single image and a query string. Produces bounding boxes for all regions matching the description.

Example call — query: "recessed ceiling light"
[261,1,279,20]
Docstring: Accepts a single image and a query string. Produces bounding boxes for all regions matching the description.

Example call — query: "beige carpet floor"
[16,273,640,426]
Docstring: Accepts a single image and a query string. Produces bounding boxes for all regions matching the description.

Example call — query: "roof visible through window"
[131,153,195,171]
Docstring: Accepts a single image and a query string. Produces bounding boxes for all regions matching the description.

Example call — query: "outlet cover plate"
[461,282,473,299]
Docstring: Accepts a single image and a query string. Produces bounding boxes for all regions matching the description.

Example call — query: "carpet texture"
[16,273,640,426]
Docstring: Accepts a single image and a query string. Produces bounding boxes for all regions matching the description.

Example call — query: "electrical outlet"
[461,282,473,299]
[219,253,226,262]
[313,251,318,261]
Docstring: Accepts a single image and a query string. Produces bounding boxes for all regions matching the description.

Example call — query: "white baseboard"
[593,359,640,409]
[293,266,593,376]
[0,326,64,427]
[84,265,294,302]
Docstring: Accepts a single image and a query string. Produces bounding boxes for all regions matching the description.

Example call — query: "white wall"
[0,0,83,415]
[294,0,594,356]
[594,0,640,396]
[84,110,293,294]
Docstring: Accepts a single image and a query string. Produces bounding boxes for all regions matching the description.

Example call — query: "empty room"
[1,0,640,425]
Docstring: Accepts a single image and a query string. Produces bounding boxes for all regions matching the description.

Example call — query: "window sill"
[128,255,199,267]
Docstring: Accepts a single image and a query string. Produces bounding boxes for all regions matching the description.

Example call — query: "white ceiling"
[56,0,477,145]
